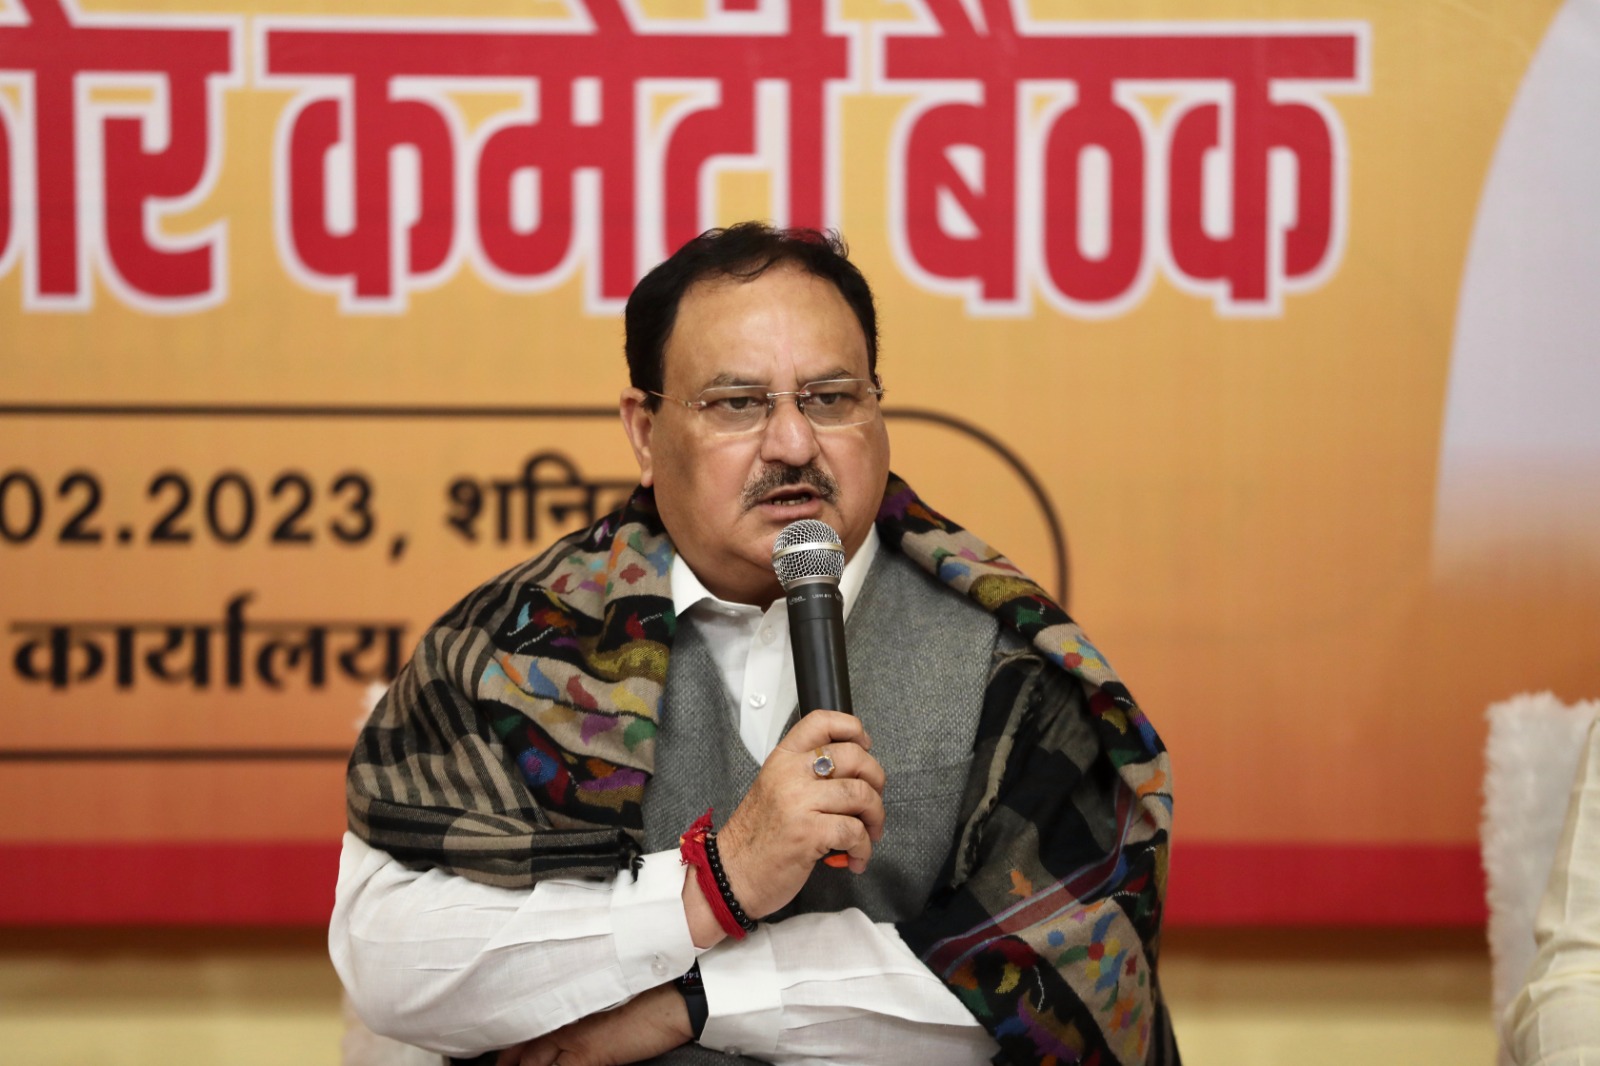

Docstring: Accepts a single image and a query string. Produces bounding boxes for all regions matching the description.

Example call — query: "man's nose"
[758,396,821,467]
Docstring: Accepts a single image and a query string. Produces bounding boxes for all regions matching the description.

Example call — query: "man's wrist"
[682,864,730,949]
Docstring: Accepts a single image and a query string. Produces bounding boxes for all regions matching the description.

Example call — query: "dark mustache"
[741,465,839,511]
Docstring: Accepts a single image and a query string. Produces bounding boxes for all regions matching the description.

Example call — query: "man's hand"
[494,984,691,1066]
[714,709,886,922]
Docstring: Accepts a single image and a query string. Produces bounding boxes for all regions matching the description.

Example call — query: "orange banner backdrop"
[3,0,1597,925]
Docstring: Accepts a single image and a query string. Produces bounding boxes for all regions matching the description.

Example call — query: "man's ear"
[619,388,656,487]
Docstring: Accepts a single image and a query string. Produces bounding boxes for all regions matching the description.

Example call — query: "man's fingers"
[505,1039,559,1066]
[780,709,872,753]
[838,745,889,787]
[823,813,876,865]
[520,1039,599,1066]
[811,777,886,841]
[818,744,885,794]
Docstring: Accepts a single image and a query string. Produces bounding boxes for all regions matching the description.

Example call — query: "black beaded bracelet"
[702,830,759,934]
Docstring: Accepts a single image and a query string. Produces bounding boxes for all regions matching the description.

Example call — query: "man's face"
[620,264,890,606]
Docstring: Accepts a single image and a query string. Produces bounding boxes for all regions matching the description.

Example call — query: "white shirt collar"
[670,524,881,620]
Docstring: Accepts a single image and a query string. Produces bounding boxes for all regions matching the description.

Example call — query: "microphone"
[771,519,853,718]
[772,519,855,870]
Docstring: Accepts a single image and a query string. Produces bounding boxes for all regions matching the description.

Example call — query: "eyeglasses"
[649,377,885,435]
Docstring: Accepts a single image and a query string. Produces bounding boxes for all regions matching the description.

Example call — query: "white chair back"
[1481,691,1600,1064]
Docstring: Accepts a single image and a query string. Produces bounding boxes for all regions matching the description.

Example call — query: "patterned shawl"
[348,474,1176,1065]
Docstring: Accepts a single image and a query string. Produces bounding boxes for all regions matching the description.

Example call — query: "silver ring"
[812,748,836,779]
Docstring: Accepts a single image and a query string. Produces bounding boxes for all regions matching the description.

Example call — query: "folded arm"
[332,834,996,1063]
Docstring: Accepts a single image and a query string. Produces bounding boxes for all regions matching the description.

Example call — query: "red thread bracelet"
[679,809,748,940]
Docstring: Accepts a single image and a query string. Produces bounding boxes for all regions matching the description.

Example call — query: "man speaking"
[330,223,1179,1065]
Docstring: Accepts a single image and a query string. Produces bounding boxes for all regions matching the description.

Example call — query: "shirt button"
[748,692,767,708]
[759,626,775,643]
[726,1049,741,1058]
[650,954,667,976]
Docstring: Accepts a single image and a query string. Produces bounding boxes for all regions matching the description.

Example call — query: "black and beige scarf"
[348,474,1176,1064]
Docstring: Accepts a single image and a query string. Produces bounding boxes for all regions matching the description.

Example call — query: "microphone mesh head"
[771,519,845,588]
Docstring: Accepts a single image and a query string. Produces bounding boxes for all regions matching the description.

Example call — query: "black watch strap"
[675,960,708,1041]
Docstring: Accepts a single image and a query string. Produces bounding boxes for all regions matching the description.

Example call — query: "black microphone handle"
[784,581,853,717]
